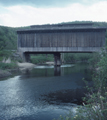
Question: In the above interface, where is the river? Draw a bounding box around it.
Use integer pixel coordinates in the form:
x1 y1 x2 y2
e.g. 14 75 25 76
0 63 92 120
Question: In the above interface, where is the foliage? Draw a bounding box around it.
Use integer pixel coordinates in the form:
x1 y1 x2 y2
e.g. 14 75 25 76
31 54 54 64
0 25 30 51
0 26 17 50
0 62 18 70
64 53 92 63
61 21 107 27
31 53 93 64
0 50 12 57
88 53 100 69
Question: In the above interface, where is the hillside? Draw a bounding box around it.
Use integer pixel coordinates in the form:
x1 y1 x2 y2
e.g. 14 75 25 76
0 26 17 50
0 26 30 50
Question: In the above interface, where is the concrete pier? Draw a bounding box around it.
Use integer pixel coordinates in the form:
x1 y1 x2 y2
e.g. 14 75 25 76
23 52 31 62
54 53 61 66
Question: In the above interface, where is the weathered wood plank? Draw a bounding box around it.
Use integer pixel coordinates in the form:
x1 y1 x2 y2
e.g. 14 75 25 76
18 28 106 52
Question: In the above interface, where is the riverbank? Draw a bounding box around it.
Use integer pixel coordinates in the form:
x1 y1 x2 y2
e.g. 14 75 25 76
0 61 90 79
0 69 12 79
0 62 37 79
17 62 36 72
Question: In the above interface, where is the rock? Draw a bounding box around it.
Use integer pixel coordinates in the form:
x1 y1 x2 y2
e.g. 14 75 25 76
45 62 54 65
0 70 12 78
17 62 36 73
5 58 11 63
2 57 11 63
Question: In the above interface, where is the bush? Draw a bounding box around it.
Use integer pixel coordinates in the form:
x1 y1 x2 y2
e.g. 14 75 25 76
31 53 93 64
31 54 54 64
0 62 17 70
64 53 92 63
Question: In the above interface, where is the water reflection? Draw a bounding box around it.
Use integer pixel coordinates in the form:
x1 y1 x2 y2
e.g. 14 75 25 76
21 63 92 80
41 88 86 105
54 66 61 76
21 64 75 78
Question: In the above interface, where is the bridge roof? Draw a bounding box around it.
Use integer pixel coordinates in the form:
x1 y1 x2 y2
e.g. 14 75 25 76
30 23 93 28
17 23 107 33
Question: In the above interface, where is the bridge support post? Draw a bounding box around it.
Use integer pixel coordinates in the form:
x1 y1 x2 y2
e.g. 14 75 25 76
54 53 61 66
23 52 31 62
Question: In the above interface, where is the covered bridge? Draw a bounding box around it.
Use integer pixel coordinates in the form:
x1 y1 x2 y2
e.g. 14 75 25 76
17 23 106 66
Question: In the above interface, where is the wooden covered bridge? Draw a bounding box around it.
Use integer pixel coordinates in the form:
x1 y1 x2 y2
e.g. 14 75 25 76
17 23 106 66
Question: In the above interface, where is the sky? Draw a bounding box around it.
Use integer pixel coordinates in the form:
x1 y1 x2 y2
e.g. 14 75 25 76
0 0 107 27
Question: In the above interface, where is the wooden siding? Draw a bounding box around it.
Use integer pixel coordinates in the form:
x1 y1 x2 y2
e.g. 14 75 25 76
18 30 105 48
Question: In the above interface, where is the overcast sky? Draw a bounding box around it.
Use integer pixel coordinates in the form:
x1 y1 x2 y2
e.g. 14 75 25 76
0 0 107 27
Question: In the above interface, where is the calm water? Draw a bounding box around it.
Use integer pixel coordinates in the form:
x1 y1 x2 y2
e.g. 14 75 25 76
0 63 92 120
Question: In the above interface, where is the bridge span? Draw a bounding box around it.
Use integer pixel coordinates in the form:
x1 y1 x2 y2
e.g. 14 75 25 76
17 23 106 66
